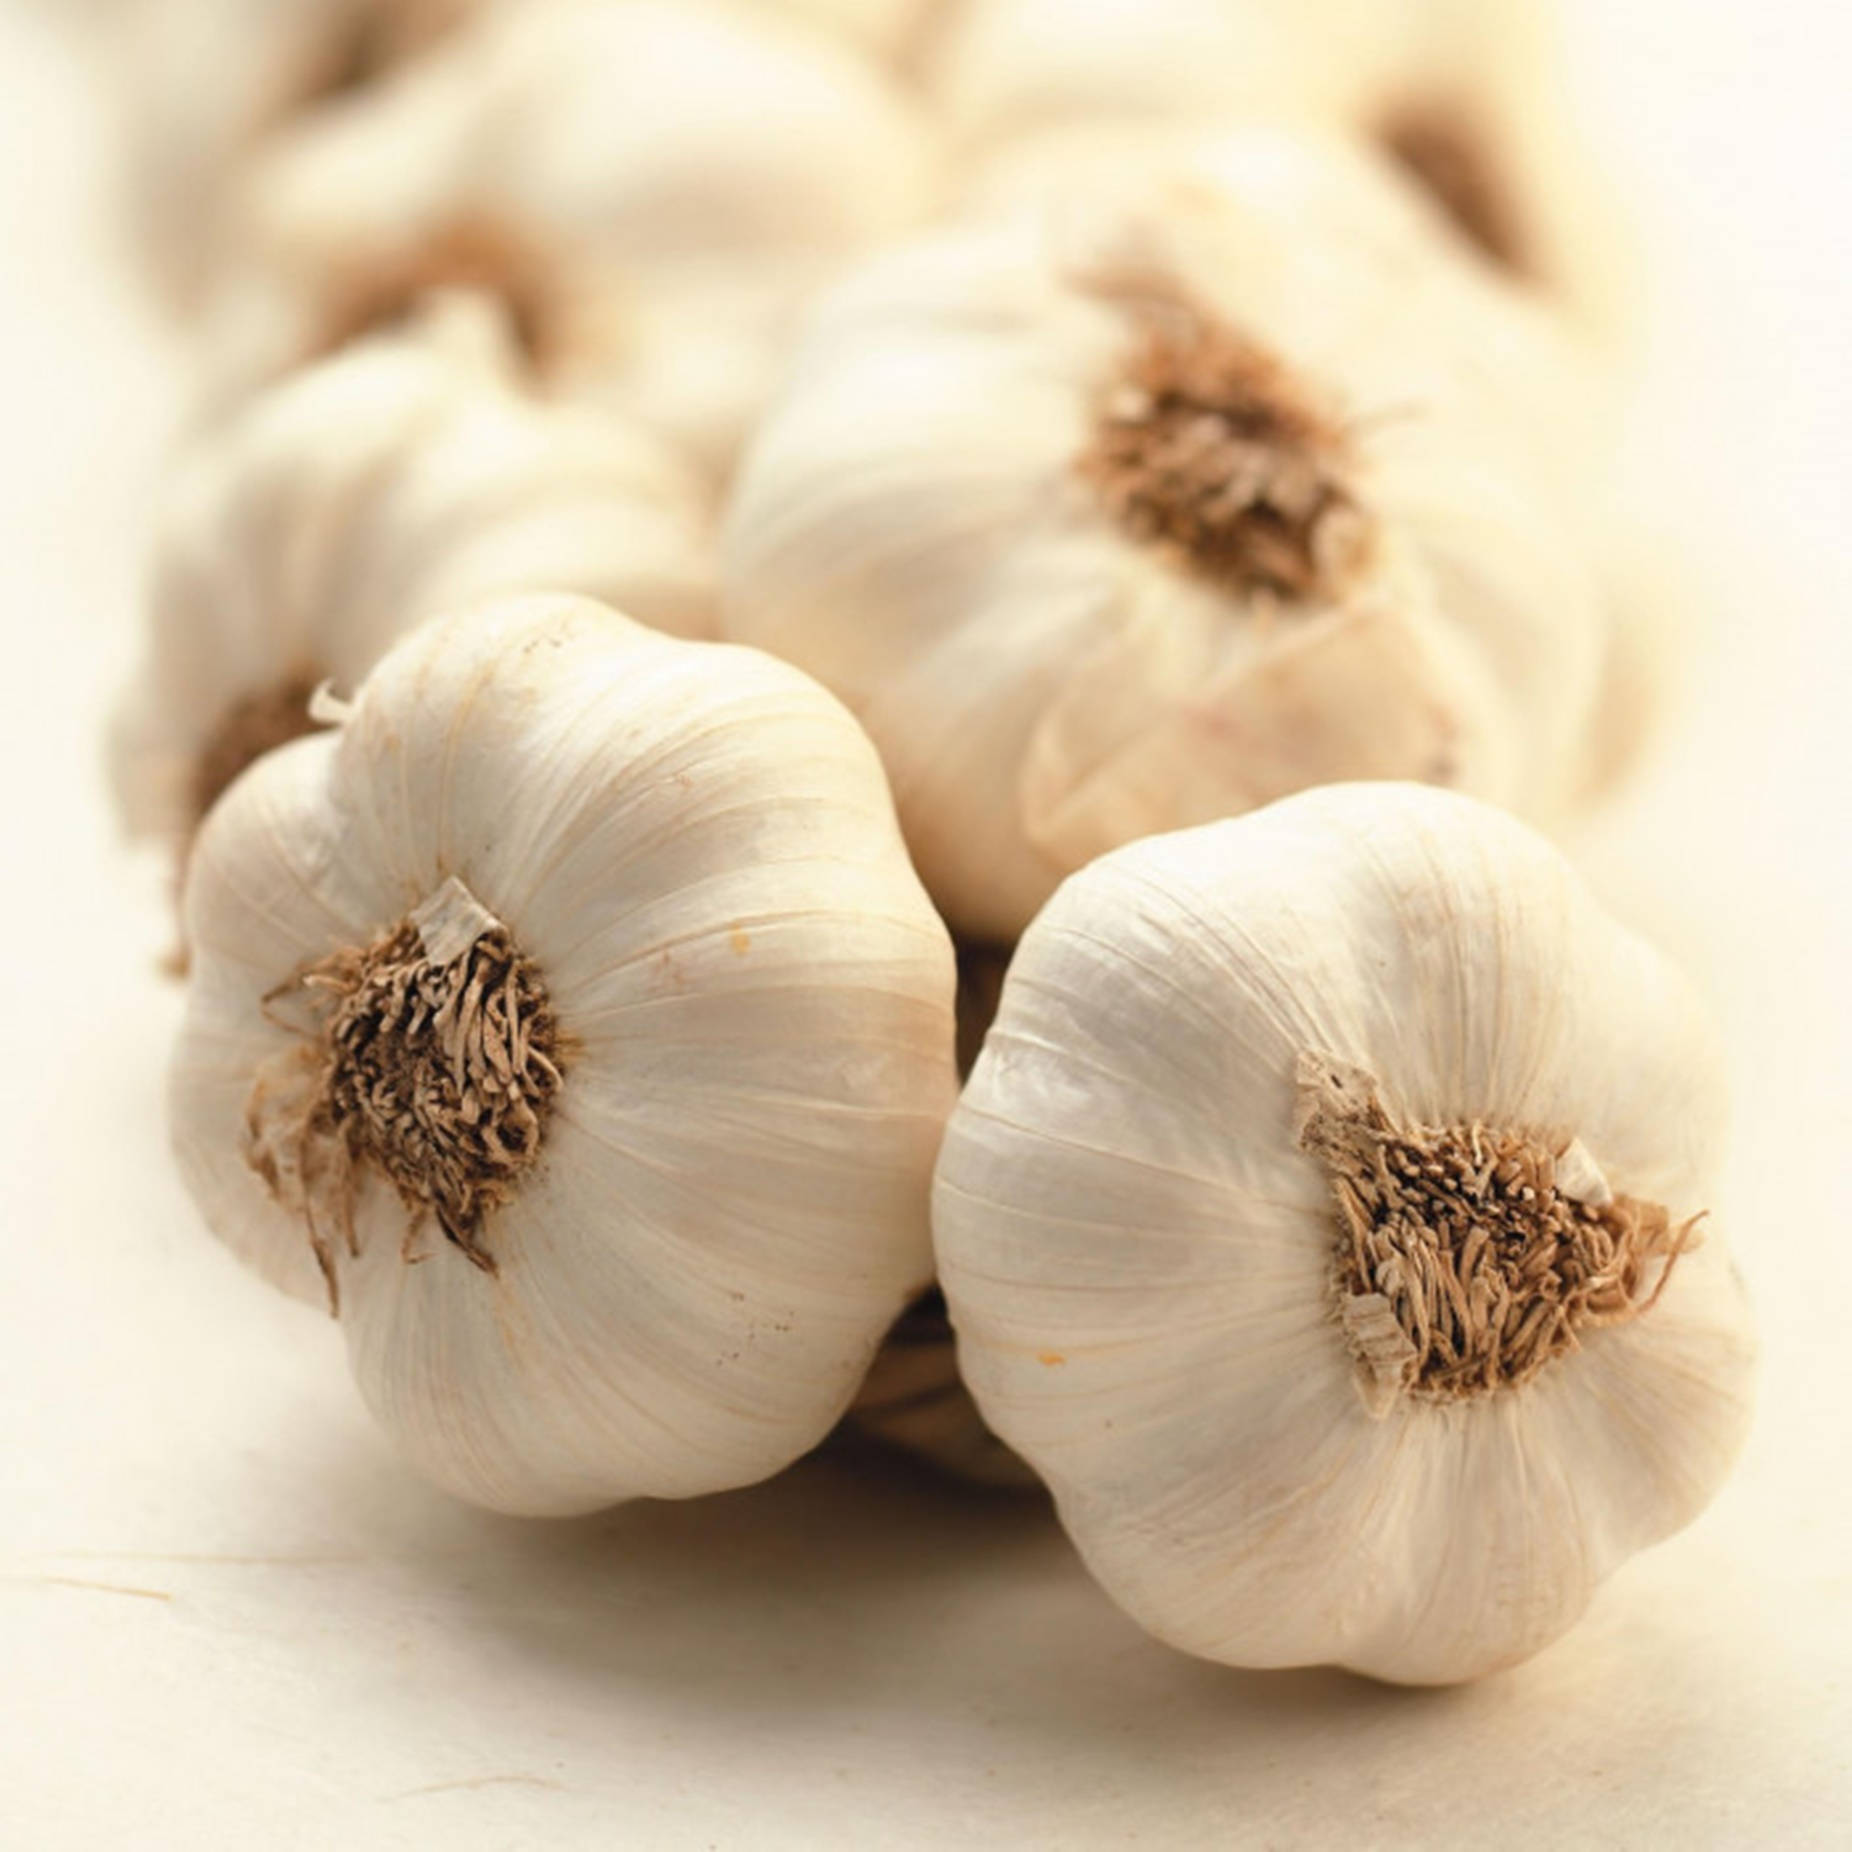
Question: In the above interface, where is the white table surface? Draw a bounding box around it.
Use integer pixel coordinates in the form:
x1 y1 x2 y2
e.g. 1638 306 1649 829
3 3 1849 1845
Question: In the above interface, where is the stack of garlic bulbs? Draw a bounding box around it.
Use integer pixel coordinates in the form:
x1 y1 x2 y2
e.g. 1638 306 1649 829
199 0 940 477
88 0 1755 1687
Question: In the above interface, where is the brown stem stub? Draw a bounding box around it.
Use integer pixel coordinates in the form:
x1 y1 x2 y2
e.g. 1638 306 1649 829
1082 305 1372 602
1377 98 1530 278
1295 1053 1698 1416
243 879 566 1310
191 673 329 831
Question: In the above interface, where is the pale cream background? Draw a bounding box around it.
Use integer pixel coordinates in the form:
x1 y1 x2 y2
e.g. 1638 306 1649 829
2 2 1847 1845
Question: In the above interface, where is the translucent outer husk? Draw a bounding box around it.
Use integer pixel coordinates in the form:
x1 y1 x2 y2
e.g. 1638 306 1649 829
933 783 1756 1684
169 595 958 1515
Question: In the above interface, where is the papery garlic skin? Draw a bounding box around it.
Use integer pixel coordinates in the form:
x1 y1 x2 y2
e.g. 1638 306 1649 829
170 594 957 1515
934 784 1756 1684
115 0 482 307
724 130 1606 941
206 0 939 477
930 0 1631 338
110 297 714 847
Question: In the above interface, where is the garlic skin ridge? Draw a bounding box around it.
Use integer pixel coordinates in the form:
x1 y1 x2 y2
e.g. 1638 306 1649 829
169 594 958 1516
110 297 715 850
205 0 941 479
933 783 1756 1684
724 128 1608 942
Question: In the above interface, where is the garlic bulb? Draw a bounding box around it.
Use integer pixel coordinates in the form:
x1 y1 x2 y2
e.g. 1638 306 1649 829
206 0 938 477
170 594 957 1515
111 296 714 850
725 129 1607 941
748 0 948 72
929 0 1631 335
115 0 482 307
934 783 1756 1684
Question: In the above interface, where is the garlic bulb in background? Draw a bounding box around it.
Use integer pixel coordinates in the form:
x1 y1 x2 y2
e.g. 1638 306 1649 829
726 129 1608 941
111 295 714 851
935 783 1756 1684
929 0 1632 339
206 0 938 478
170 594 957 1515
749 0 948 73
114 0 482 307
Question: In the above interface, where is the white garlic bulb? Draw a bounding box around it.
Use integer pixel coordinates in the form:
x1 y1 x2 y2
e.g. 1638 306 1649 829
207 0 939 477
934 783 1756 1684
110 295 714 849
724 129 1607 941
170 594 957 1515
114 0 482 307
929 0 1632 336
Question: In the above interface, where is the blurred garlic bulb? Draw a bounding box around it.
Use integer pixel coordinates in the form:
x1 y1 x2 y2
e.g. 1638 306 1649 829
111 295 714 850
930 0 1631 337
170 594 957 1514
748 0 948 72
935 782 1756 1684
725 129 1607 940
207 0 938 477
115 0 481 307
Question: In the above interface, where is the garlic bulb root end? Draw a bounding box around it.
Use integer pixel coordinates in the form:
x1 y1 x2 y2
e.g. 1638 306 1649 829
1295 1051 1702 1414
243 876 567 1309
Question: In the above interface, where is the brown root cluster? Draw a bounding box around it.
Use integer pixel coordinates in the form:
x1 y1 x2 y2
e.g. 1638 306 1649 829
1377 99 1530 277
244 906 566 1309
191 674 329 831
1295 1055 1697 1412
1082 307 1372 603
